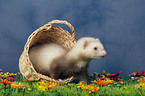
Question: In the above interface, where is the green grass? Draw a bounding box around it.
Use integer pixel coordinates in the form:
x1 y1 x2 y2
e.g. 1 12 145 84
0 72 145 96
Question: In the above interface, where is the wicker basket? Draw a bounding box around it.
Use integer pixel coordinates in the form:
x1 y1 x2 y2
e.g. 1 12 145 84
19 20 77 84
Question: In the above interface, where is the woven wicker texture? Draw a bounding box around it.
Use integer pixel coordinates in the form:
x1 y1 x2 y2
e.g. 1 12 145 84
19 20 77 84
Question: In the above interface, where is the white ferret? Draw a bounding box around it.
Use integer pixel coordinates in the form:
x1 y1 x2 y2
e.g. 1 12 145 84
29 37 107 84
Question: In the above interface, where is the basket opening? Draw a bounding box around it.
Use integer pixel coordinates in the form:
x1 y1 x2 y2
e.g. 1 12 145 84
29 26 76 52
19 20 77 83
53 24 73 35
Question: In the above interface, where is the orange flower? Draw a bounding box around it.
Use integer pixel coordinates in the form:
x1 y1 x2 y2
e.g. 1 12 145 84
137 78 145 83
0 79 12 85
22 79 31 82
44 82 59 89
37 81 59 91
87 84 99 93
92 79 113 86
77 82 99 93
11 82 25 89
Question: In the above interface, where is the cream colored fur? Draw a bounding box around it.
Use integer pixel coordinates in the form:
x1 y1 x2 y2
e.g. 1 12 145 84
29 43 66 74
66 37 107 68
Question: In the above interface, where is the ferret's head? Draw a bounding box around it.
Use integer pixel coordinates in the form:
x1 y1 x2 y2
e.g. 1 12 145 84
75 37 107 59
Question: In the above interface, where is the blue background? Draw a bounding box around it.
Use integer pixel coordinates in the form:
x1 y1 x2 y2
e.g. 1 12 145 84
0 0 145 76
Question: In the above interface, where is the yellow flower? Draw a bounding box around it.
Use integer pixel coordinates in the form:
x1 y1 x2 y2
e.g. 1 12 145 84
0 74 3 77
117 84 121 87
9 73 17 77
124 87 127 89
90 75 93 77
102 70 105 74
11 82 24 89
133 72 136 76
120 81 124 84
108 85 111 87
106 73 110 76
114 82 117 85
38 81 48 85
80 85 88 91
102 75 105 78
28 88 32 91
37 81 60 91
77 82 99 93
76 81 84 88
3 73 9 78
11 83 17 88
141 83 145 89
135 84 141 89
105 78 114 83
37 85 46 91
2 72 17 78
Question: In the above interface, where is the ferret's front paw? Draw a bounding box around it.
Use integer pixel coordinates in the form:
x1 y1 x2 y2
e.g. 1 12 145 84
58 79 64 84
58 79 63 82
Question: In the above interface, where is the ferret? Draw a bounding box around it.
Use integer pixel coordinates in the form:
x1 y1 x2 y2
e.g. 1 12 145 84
29 37 107 84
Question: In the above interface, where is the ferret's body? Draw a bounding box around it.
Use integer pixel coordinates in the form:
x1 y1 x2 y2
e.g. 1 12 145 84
29 37 107 84
29 43 67 76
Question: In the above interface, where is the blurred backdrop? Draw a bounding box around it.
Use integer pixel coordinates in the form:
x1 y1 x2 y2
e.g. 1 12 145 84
0 0 145 76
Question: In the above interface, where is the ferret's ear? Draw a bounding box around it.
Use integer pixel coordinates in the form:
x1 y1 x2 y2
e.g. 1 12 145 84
96 38 100 41
83 41 88 49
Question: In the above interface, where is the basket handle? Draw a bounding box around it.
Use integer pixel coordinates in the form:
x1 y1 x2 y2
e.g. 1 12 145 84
46 20 76 41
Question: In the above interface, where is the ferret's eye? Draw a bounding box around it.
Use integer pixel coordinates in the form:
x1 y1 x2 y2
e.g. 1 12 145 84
94 47 97 50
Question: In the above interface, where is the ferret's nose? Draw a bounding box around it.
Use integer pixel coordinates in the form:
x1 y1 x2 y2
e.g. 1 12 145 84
103 51 107 56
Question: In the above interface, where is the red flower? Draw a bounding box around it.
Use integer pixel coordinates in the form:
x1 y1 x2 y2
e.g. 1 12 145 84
6 77 17 81
139 71 145 77
110 73 116 77
132 71 140 76
110 78 124 81
0 77 4 80
94 71 124 81
0 79 12 86
110 71 122 77
116 78 124 81
0 69 2 71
